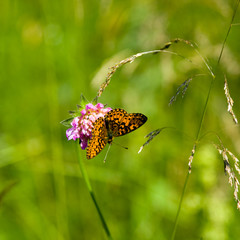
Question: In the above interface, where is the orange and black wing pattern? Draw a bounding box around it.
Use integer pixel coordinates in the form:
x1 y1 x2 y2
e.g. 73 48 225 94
105 109 147 137
86 117 108 159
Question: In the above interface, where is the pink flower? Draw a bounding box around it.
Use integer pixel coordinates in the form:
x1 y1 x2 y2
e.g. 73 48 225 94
66 103 112 149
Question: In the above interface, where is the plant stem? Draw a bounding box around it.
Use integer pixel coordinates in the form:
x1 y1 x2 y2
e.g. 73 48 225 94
171 75 214 240
76 143 113 240
171 171 190 240
217 0 240 65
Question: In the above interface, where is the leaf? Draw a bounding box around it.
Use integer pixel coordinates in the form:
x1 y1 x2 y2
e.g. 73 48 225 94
79 94 89 107
60 117 74 127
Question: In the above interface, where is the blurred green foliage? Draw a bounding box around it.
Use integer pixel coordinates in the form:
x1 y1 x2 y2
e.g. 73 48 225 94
1 0 240 239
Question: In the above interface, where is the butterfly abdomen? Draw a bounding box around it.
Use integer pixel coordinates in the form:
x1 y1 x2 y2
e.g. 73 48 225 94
105 118 114 143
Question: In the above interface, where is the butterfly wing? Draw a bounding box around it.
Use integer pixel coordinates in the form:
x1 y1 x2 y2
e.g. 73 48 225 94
116 112 147 137
86 117 108 159
105 109 147 137
104 109 127 136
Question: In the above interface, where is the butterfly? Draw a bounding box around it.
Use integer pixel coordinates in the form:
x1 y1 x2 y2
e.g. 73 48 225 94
86 109 147 159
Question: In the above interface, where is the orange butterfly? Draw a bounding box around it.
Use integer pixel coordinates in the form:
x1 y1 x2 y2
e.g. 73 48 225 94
86 109 147 159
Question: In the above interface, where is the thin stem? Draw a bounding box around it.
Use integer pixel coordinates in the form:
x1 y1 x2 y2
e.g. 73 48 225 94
196 77 215 141
76 143 113 240
218 0 240 65
171 171 190 240
171 71 214 240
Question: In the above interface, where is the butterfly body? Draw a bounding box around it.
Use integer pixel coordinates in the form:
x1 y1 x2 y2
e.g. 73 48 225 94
105 119 114 143
86 108 147 159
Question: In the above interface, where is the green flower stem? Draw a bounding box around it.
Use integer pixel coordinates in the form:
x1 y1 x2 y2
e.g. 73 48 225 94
76 143 113 240
171 171 190 240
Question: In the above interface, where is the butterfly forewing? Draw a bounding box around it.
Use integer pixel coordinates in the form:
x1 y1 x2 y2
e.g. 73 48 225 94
86 117 108 159
105 109 147 137
119 113 147 137
114 112 147 137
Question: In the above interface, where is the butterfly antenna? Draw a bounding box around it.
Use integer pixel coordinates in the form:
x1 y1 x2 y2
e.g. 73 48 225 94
103 144 112 163
112 141 128 150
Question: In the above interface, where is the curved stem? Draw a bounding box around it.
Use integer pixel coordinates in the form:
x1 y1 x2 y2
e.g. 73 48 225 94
76 143 113 240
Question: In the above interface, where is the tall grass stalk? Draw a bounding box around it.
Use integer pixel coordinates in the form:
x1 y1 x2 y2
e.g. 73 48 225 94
171 171 190 240
171 1 240 239
76 143 113 240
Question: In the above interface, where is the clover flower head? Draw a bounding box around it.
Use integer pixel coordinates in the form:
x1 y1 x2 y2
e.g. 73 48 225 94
66 103 112 149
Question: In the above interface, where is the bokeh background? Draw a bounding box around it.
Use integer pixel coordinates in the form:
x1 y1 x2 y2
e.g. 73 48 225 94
1 0 240 239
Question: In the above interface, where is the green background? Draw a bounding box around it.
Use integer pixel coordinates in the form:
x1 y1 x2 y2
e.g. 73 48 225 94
1 0 240 239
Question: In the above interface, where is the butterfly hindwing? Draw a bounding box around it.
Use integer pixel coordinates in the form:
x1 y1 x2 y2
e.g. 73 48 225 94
86 117 108 159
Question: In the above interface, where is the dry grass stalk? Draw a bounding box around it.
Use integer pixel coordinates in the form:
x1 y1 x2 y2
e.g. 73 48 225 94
215 144 240 210
169 78 193 106
93 38 213 102
169 74 208 106
227 150 240 175
224 76 238 124
188 144 196 173
138 128 164 154
94 49 165 100
234 176 239 202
